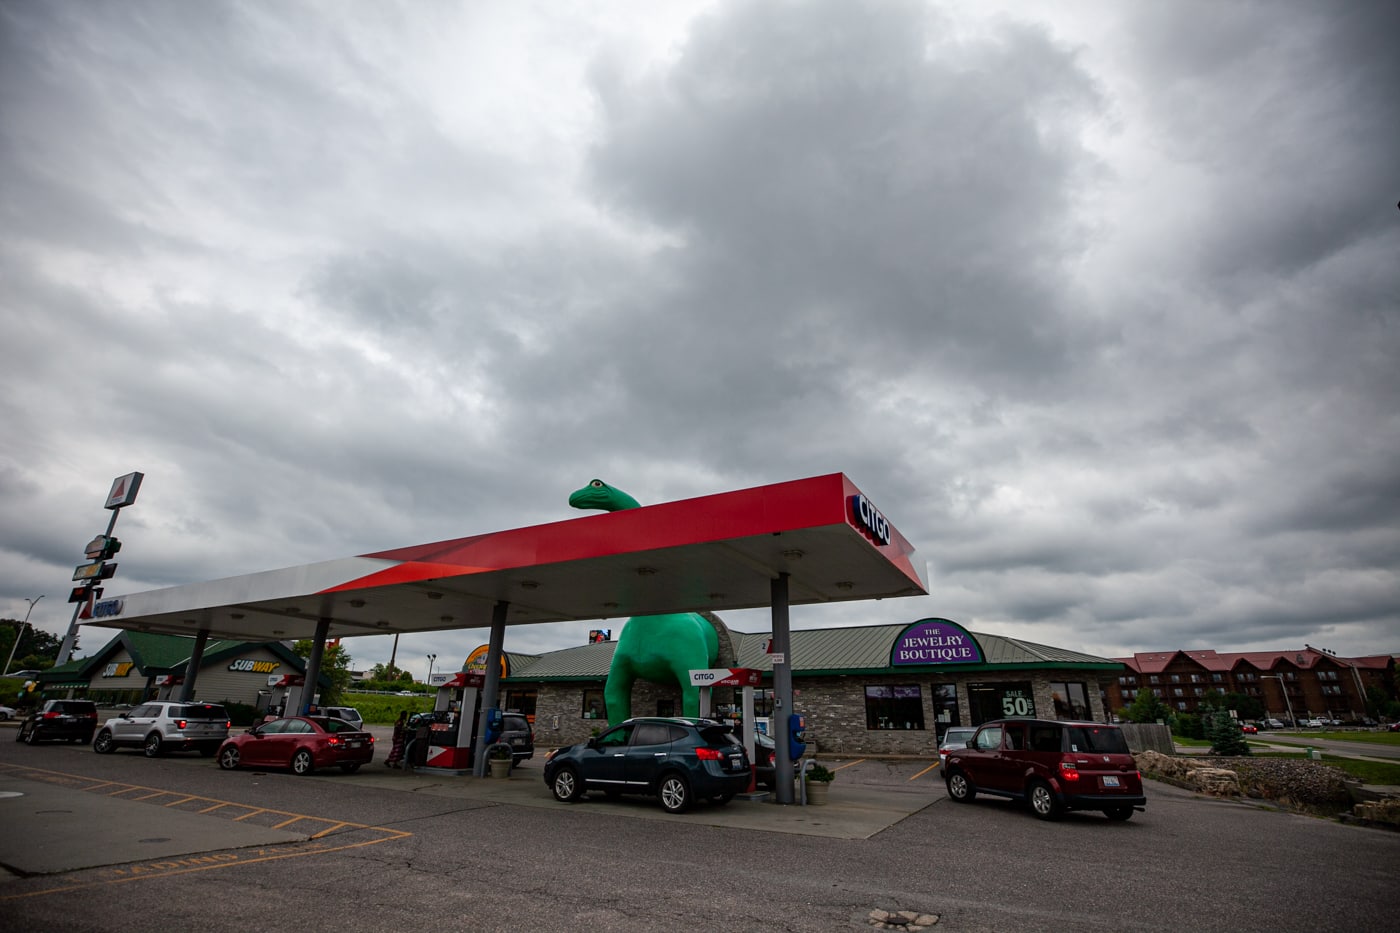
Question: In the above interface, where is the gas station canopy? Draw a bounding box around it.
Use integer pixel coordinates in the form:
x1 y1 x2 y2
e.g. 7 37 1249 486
91 473 927 643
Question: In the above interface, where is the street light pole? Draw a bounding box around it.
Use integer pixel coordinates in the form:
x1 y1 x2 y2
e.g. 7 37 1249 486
1267 673 1297 727
426 653 437 685
3 595 45 676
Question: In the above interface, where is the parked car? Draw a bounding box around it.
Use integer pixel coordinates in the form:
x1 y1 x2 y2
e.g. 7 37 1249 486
318 706 364 730
1389 722 1400 733
938 726 979 766
1240 723 1258 734
943 718 1146 821
543 717 752 813
217 715 376 775
1263 719 1285 729
0 705 17 721
93 702 230 757
15 700 99 745
497 712 534 764
1305 719 1327 728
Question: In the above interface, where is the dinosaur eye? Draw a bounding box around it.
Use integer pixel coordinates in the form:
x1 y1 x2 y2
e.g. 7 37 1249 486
591 480 604 488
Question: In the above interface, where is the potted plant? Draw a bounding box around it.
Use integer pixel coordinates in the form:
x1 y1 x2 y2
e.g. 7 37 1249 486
804 763 834 805
488 745 512 779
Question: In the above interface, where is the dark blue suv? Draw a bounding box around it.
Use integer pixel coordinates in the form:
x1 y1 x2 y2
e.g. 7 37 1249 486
543 717 751 813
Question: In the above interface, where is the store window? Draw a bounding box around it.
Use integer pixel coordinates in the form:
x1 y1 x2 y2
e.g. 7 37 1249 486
864 685 925 730
930 683 960 738
1048 682 1090 720
581 689 606 721
967 682 1035 725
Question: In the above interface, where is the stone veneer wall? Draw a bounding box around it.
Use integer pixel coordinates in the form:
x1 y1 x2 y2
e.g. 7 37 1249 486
528 672 1114 756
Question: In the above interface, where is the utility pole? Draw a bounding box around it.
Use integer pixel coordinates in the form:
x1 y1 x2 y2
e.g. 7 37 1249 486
3 595 44 676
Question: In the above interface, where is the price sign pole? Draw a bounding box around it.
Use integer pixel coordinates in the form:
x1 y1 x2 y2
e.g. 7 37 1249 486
55 472 143 666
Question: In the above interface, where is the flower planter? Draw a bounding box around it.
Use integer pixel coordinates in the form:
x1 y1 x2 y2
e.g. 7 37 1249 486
805 780 830 805
489 758 512 779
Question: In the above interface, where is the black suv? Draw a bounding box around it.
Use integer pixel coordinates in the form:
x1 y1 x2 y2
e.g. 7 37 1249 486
498 712 534 764
543 717 752 813
15 700 99 745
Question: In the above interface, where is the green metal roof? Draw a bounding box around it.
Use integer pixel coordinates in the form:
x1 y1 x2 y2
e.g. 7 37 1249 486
507 622 1123 682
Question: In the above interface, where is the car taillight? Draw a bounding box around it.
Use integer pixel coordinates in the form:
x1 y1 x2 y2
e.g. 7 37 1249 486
327 736 341 746
1059 760 1081 782
42 712 61 719
224 720 231 729
176 720 188 729
696 747 724 761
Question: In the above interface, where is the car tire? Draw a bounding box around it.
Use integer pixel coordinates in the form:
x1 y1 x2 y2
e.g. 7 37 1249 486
218 746 240 770
339 763 361 774
658 773 691 814
1105 806 1134 822
946 769 976 802
93 730 116 754
1028 780 1065 821
144 733 164 757
14 727 24 742
291 749 314 775
24 728 39 745
551 766 584 802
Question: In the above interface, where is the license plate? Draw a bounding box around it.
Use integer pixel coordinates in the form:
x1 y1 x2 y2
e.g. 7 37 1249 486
511 738 524 746
348 740 363 748
1103 776 1120 787
729 756 742 769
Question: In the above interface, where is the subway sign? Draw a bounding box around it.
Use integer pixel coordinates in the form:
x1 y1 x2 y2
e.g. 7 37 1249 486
228 659 279 674
849 494 892 546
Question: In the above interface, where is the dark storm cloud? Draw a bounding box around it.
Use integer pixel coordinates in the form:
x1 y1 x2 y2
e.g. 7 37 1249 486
0 1 1395 666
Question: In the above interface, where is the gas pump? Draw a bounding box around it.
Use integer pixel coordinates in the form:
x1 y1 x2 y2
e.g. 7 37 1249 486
265 674 305 720
153 674 184 702
689 668 764 794
419 670 486 771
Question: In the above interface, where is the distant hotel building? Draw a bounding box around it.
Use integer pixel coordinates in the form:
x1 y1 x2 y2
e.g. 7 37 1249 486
1106 646 1394 723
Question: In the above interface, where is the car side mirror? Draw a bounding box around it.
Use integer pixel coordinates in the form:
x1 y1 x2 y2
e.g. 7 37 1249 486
119 712 130 720
966 739 976 749
586 737 598 749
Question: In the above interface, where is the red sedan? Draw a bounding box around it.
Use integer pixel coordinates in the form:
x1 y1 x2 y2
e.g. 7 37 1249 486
218 716 375 775
1240 724 1258 734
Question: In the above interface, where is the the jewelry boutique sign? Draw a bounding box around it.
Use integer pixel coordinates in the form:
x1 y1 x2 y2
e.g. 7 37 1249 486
890 618 984 666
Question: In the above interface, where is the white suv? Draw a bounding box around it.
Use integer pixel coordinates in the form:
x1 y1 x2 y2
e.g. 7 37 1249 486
320 706 364 730
93 702 231 757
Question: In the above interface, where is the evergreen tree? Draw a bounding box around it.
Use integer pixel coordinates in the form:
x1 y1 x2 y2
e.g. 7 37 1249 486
1206 708 1251 756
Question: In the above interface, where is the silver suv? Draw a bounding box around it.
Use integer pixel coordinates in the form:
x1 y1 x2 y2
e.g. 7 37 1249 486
93 702 231 757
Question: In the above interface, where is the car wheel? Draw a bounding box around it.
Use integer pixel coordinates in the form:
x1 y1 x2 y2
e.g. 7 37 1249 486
24 728 39 745
143 733 164 757
946 769 976 802
658 773 691 814
551 766 583 802
1105 806 1134 822
93 730 116 754
1028 780 1065 821
291 749 314 775
14 727 24 742
339 763 361 774
218 746 240 770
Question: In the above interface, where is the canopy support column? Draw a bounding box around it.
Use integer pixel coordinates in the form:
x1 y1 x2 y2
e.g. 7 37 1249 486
178 629 210 701
771 572 795 804
473 599 510 776
299 618 330 715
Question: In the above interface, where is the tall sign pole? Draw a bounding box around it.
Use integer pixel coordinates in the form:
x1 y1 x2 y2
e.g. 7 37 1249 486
55 472 143 666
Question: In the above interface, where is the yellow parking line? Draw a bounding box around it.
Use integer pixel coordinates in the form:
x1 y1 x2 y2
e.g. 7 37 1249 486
910 761 940 781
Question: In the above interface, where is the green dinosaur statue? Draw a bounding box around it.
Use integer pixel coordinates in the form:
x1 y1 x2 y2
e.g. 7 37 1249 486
569 479 719 724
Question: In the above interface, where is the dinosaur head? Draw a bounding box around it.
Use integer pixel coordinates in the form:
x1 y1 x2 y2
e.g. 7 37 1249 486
569 479 641 512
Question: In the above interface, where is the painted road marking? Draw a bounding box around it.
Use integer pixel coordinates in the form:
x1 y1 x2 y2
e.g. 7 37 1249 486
0 762 411 901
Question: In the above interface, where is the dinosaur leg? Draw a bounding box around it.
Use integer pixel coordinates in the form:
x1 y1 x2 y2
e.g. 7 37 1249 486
604 662 634 726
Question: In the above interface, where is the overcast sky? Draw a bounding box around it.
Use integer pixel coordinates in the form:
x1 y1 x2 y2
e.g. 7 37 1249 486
2 0 1396 681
